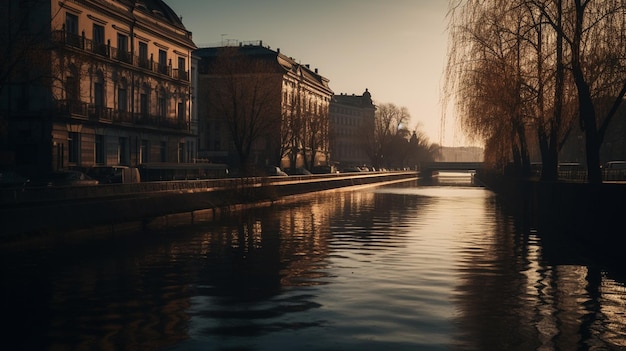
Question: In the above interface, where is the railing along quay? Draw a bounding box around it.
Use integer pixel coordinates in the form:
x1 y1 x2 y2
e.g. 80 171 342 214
0 171 418 207
0 172 418 239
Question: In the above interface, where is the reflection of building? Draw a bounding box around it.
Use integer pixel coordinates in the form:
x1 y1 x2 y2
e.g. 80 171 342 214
1 0 197 175
329 90 376 168
194 42 333 169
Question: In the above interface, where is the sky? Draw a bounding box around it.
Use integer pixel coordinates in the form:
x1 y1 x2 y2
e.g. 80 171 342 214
166 0 467 147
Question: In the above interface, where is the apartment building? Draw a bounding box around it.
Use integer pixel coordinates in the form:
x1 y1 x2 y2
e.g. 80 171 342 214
329 89 376 168
0 0 197 176
195 42 334 172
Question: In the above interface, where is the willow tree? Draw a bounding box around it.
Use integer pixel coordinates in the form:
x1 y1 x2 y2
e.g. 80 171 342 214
535 0 626 183
445 0 535 173
447 0 626 183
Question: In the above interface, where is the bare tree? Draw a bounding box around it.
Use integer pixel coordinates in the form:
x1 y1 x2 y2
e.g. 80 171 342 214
300 105 329 170
282 85 330 171
0 1 61 149
203 47 282 174
363 103 410 169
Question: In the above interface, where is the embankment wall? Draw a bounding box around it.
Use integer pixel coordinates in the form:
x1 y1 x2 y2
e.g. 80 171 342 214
1 172 417 239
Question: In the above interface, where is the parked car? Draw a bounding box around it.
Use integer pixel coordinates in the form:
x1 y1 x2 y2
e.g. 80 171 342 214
31 170 99 187
0 169 30 189
340 166 362 173
603 161 626 180
311 165 337 174
285 167 312 176
266 166 288 177
86 166 138 184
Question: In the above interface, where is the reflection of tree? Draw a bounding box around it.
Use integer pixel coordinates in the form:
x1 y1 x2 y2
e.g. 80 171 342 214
452 198 623 351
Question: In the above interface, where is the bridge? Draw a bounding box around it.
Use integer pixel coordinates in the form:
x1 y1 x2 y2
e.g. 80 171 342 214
419 162 484 178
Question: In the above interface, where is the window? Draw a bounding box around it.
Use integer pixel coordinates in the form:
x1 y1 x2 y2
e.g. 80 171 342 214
160 141 167 162
117 33 129 62
66 76 78 102
140 140 149 164
68 132 80 163
95 134 105 164
178 101 185 122
178 142 185 163
118 137 128 165
158 49 168 74
93 24 105 55
138 42 149 68
118 87 127 112
65 13 79 47
65 13 78 35
94 81 104 108
158 95 166 118
177 57 186 79
140 92 148 117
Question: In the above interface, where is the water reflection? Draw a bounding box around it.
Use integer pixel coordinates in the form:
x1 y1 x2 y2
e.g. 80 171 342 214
1 177 625 350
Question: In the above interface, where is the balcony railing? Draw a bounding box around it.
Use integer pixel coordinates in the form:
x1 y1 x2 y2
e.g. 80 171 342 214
51 30 189 82
54 100 190 132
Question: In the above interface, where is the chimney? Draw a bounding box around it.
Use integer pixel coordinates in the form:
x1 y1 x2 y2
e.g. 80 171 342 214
277 48 280 53
315 68 318 73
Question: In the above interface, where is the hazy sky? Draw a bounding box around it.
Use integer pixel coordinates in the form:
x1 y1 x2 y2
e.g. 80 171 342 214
166 0 464 146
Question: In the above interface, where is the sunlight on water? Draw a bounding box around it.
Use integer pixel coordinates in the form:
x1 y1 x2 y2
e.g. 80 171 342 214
1 180 625 351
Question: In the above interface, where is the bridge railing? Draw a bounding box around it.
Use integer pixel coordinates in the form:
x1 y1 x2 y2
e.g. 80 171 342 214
419 162 484 171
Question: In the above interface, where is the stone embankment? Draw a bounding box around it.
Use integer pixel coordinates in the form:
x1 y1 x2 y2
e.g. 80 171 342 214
0 172 417 239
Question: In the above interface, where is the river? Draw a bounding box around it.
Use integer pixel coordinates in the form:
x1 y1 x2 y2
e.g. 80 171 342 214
1 173 625 350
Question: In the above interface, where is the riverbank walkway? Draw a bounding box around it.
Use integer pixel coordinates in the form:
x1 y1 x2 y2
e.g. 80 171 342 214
1 171 418 239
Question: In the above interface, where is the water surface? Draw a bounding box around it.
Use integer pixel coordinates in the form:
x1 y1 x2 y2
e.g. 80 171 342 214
1 176 624 350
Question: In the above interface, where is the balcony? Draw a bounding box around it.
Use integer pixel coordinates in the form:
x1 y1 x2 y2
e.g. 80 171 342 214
54 100 190 132
51 30 189 82
56 100 89 118
134 113 190 131
88 105 113 121
173 68 189 81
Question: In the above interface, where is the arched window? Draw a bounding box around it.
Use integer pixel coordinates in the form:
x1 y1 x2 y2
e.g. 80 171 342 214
117 77 128 112
140 83 150 118
157 87 167 118
94 70 104 108
66 64 79 102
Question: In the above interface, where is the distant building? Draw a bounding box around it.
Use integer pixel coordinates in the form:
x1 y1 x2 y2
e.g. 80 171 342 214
0 0 197 175
437 146 484 162
195 43 333 171
329 89 376 167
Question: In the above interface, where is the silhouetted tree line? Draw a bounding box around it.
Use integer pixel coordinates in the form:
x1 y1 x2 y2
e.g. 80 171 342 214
363 103 439 170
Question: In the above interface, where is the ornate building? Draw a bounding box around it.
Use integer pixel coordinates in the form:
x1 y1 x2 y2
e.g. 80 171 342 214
195 42 333 172
0 0 197 176
329 89 376 168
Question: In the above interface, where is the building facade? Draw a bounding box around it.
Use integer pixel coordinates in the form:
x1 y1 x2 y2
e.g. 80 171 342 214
195 43 334 172
0 0 197 176
329 89 376 168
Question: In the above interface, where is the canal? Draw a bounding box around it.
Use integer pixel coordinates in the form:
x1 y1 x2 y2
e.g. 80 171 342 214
1 173 625 350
